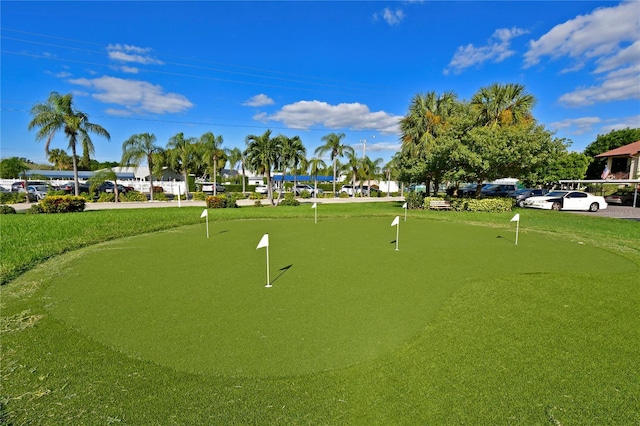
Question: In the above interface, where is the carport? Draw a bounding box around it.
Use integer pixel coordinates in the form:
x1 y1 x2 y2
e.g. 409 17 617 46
559 179 640 208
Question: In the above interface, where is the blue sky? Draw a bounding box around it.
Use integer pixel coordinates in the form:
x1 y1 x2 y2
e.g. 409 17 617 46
1 1 639 167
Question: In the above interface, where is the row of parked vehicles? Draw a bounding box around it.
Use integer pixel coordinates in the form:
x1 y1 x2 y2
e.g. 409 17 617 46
1 181 135 201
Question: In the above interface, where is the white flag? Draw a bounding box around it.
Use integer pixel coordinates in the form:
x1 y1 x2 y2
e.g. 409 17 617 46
402 202 407 209
311 203 317 209
257 233 269 249
391 216 400 226
200 209 208 218
510 213 520 222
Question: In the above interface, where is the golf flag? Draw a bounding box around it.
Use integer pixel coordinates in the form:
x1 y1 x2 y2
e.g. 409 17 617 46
200 209 209 238
402 202 407 209
311 202 317 209
510 213 520 245
257 233 269 249
391 216 400 251
402 202 408 221
312 202 317 223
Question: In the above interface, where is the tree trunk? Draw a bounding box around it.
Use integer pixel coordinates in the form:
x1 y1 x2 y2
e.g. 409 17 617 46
71 144 80 197
213 157 218 196
241 163 246 194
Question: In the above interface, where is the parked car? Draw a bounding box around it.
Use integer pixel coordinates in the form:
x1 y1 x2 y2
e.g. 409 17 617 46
291 184 323 197
27 185 49 201
199 182 226 193
0 185 9 193
357 185 380 196
481 184 518 197
255 184 276 195
98 181 128 194
458 183 491 197
512 188 549 207
339 185 356 196
523 190 607 212
11 181 25 192
605 190 638 206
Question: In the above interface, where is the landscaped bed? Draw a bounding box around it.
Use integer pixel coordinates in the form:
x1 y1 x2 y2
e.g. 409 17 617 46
1 203 639 424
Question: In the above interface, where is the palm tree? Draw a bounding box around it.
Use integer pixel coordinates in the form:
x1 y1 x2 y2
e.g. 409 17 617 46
48 148 72 171
314 132 353 196
121 133 163 201
245 130 282 204
28 92 111 195
226 147 243 185
308 156 326 194
362 156 383 197
167 132 197 198
89 168 120 202
278 135 306 190
383 156 400 196
470 83 536 128
199 132 225 195
345 151 360 198
400 91 457 156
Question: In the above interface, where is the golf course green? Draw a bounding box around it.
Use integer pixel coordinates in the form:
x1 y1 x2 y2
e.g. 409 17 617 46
44 217 635 377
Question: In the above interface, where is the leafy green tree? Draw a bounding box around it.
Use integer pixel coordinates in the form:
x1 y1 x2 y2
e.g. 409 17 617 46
583 128 640 179
199 132 225 195
315 132 353 195
28 92 110 195
48 148 72 170
167 132 197 198
534 151 592 185
0 157 29 179
121 133 163 201
245 130 282 204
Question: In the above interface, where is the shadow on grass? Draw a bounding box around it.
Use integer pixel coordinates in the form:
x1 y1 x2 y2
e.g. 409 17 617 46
496 235 515 244
269 264 293 285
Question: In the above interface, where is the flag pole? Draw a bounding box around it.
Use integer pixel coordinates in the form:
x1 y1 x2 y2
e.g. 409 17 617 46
206 214 209 238
265 245 271 287
177 186 181 208
515 220 519 245
396 221 399 251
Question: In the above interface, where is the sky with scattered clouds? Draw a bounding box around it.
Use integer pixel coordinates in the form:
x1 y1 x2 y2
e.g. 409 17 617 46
1 1 639 166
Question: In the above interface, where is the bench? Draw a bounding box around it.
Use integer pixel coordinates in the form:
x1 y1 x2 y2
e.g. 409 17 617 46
429 200 451 210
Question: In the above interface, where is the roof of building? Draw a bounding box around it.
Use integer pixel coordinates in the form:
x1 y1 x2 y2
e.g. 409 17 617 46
595 141 640 157
271 175 333 182
25 169 136 179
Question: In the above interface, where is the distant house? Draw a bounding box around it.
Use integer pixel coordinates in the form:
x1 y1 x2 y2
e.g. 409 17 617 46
595 140 640 179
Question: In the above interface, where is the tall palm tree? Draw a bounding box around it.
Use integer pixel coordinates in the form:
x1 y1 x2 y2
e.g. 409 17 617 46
383 155 400 196
470 83 536 127
167 132 197 198
362 156 383 197
226 147 243 185
345 151 360 198
121 133 163 201
48 148 72 171
28 92 111 195
245 130 282 205
307 156 326 194
199 132 225 195
279 135 306 189
400 91 457 156
314 132 353 196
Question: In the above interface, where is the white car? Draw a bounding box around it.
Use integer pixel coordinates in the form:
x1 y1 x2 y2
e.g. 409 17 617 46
291 184 323 197
523 190 607 212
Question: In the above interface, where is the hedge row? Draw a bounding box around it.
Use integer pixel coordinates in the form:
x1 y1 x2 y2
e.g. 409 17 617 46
40 196 86 213
407 195 514 212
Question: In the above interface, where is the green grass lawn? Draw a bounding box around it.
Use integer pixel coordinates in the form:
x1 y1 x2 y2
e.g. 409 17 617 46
1 203 639 424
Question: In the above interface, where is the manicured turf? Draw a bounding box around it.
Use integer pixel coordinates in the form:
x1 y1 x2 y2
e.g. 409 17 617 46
2 204 639 424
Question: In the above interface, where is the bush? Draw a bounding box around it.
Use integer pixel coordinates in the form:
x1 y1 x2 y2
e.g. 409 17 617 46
119 191 148 202
300 190 311 199
405 192 424 209
153 192 168 201
0 192 27 204
278 192 300 206
27 204 44 214
449 198 513 212
225 184 245 193
206 195 226 209
0 205 16 214
339 192 349 198
254 200 263 207
192 191 207 201
47 189 68 196
224 194 239 208
96 193 115 203
249 192 262 200
40 195 86 213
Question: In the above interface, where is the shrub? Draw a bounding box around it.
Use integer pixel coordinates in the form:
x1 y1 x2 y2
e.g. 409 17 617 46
27 204 44 214
206 195 226 209
450 198 513 212
254 200 263 207
339 192 349 198
192 191 207 201
225 194 239 208
0 192 27 204
96 193 115 203
0 205 16 214
300 190 311 199
40 195 86 213
278 192 300 206
225 184 245 192
153 192 168 201
119 191 148 202
249 192 262 200
405 192 424 209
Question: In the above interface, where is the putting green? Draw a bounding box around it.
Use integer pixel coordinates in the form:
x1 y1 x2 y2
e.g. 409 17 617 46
44 217 635 377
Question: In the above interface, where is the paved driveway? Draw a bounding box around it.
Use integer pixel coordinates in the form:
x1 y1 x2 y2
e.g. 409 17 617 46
568 205 640 221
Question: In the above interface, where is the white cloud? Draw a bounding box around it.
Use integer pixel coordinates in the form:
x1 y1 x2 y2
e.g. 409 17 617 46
600 115 640 134
524 2 639 68
68 76 193 114
258 100 401 134
106 43 164 65
373 7 405 26
558 63 640 106
445 27 529 74
364 141 402 153
243 94 275 107
550 117 602 135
